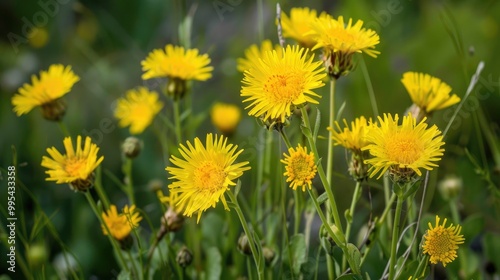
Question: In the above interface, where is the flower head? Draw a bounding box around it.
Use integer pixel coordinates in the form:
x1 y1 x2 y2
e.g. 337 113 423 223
422 215 465 267
166 134 250 223
114 87 163 134
41 136 104 191
12 64 79 120
102 204 142 241
309 15 380 78
328 116 372 152
141 44 213 81
310 15 380 57
210 103 242 135
402 72 460 114
281 7 323 48
281 144 317 191
362 114 445 180
237 40 283 72
157 190 185 232
241 45 326 123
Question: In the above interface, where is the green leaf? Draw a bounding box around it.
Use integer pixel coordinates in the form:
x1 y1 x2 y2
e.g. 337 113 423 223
300 124 313 139
117 270 131 280
461 214 484 245
284 234 308 276
317 192 329 205
345 243 362 275
206 247 222 280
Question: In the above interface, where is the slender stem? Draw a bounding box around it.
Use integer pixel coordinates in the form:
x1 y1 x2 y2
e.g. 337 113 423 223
173 99 182 144
256 0 264 41
326 78 336 187
58 121 71 137
84 192 129 272
388 194 404 280
278 128 292 149
126 249 139 278
227 190 264 279
124 158 135 205
300 106 344 233
93 167 110 209
342 181 362 270
412 254 429 279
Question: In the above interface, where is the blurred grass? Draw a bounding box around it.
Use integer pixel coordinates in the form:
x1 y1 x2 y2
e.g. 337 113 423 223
1 0 500 278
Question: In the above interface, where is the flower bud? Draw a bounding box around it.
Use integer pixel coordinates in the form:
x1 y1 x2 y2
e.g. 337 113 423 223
237 234 252 256
122 136 142 158
176 246 193 268
161 207 185 232
28 243 48 267
438 175 462 201
262 246 276 266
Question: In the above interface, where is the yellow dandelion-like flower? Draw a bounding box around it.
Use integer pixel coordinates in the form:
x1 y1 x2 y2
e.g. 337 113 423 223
402 72 460 113
166 133 251 223
114 87 164 134
362 114 445 179
281 7 324 48
41 136 104 191
422 215 465 267
241 45 326 123
237 39 283 72
210 103 242 135
12 64 80 118
281 144 317 191
141 44 213 81
158 189 184 213
310 15 380 57
328 116 372 152
102 204 143 241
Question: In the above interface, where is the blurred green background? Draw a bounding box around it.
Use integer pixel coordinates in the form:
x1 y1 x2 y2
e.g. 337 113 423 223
1 0 500 278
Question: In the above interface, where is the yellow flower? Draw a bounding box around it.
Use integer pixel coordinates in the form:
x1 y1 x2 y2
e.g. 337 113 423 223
114 87 164 134
210 103 242 134
281 7 323 48
241 45 326 123
309 15 380 77
12 64 80 118
310 15 380 57
328 116 372 152
401 72 460 113
101 204 142 241
422 215 465 267
158 189 184 213
166 133 251 223
362 114 445 180
237 39 283 72
141 44 213 81
28 27 49 48
41 136 104 191
281 144 317 191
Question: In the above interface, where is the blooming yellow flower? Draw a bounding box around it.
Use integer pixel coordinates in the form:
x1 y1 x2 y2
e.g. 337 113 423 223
401 72 460 113
328 116 372 152
422 215 465 267
158 189 184 213
102 204 143 241
237 39 283 72
210 103 242 134
141 44 213 81
362 114 445 179
281 144 317 191
166 133 250 222
12 64 80 117
281 7 324 48
241 45 326 123
114 87 164 134
310 15 380 57
41 136 104 191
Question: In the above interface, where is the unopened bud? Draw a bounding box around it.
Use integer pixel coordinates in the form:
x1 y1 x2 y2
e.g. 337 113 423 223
176 246 193 268
122 137 142 158
28 243 48 267
438 175 462 201
262 247 276 266
237 234 252 256
161 207 184 232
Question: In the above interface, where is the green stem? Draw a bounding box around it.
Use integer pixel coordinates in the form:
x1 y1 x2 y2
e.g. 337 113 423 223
326 78 336 187
342 181 362 270
412 254 429 279
84 192 129 273
388 194 404 280
93 167 110 209
300 106 344 233
173 99 182 144
124 158 135 205
58 121 71 137
227 190 264 279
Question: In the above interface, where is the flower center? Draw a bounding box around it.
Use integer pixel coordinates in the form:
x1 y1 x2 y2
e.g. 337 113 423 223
290 155 313 181
385 132 423 164
427 228 454 256
193 160 227 191
328 27 357 49
64 157 87 178
264 72 304 104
